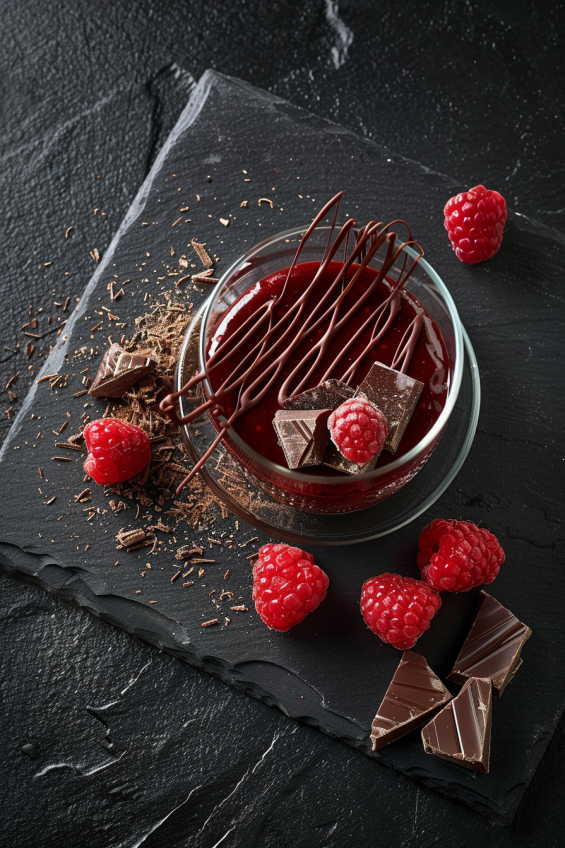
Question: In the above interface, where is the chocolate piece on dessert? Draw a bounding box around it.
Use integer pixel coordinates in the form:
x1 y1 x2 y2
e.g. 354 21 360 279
357 362 424 453
89 344 152 398
273 409 331 469
421 677 492 773
447 591 532 697
370 651 452 751
282 378 354 412
323 392 386 475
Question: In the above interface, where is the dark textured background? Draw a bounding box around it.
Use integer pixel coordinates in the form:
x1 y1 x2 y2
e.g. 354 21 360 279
1 1 564 845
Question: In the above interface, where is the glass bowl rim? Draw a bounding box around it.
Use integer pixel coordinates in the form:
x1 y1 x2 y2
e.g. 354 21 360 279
196 225 464 485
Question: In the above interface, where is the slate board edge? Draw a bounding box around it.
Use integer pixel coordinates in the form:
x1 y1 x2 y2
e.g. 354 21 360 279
0 70 560 825
1 66 561 467
0 539 544 824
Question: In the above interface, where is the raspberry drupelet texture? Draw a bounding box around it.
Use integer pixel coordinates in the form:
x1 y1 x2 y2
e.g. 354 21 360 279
360 573 441 650
417 519 505 592
444 184 507 264
328 396 388 465
252 543 329 631
83 418 151 485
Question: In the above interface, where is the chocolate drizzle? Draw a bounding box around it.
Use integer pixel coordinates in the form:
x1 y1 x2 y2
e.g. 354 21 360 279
160 193 425 492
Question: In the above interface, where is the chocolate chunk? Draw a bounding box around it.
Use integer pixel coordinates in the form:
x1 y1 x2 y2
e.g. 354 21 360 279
282 378 354 411
273 409 331 469
421 677 492 773
89 344 152 398
323 392 386 475
448 591 531 697
370 651 452 751
357 362 423 453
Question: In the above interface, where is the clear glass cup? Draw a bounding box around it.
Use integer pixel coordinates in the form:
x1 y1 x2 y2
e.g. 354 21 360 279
192 226 463 515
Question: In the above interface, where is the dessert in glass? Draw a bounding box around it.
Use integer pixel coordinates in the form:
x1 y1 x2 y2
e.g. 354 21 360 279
161 193 463 515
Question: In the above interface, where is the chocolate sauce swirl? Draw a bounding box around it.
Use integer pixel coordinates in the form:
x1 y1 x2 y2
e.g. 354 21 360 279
160 193 425 491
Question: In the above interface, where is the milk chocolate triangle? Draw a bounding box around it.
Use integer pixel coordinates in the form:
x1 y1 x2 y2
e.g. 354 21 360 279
89 343 152 398
447 591 531 697
370 651 452 751
273 408 331 469
421 677 492 773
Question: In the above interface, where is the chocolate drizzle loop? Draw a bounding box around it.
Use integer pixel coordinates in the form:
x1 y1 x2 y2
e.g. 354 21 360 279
160 193 425 493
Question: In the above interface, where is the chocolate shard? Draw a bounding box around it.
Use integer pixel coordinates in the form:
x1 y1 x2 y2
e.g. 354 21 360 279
89 344 152 398
448 591 532 697
370 651 452 751
282 378 354 411
357 361 423 453
421 677 492 773
323 392 386 475
273 409 331 469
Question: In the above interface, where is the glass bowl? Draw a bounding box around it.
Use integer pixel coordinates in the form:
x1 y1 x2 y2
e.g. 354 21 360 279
176 301 479 543
189 227 463 514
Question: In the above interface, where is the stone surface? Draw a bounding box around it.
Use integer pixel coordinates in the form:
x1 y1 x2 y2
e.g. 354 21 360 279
1 3 564 846
1 70 564 825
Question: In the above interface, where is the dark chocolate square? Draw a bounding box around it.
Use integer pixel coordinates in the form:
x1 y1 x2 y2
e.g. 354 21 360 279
357 362 423 453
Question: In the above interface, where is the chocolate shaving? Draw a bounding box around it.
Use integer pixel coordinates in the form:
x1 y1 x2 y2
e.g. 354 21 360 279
190 239 213 268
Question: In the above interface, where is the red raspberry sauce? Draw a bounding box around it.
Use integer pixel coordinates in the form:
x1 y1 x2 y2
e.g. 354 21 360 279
207 261 451 472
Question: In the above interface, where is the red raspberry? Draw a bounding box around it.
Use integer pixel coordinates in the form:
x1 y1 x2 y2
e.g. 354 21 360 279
328 396 388 464
83 418 151 485
417 519 505 592
252 543 329 631
360 573 441 650
444 184 507 264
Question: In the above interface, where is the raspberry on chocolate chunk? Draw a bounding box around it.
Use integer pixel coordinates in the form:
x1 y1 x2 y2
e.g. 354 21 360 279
327 395 388 466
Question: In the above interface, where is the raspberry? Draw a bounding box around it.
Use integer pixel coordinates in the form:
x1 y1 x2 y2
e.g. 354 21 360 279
444 184 507 264
83 418 151 485
252 543 329 631
360 573 441 650
417 519 505 592
328 396 388 464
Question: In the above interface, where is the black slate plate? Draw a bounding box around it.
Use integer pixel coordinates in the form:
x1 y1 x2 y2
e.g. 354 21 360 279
1 71 563 824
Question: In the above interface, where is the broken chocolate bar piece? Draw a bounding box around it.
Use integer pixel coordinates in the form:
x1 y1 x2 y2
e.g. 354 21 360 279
282 378 354 411
448 591 531 697
323 392 386 475
89 344 152 398
370 651 452 751
357 362 423 453
273 409 331 469
421 677 492 773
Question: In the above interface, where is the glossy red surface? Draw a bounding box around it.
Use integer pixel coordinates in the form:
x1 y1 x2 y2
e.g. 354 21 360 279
208 260 451 473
